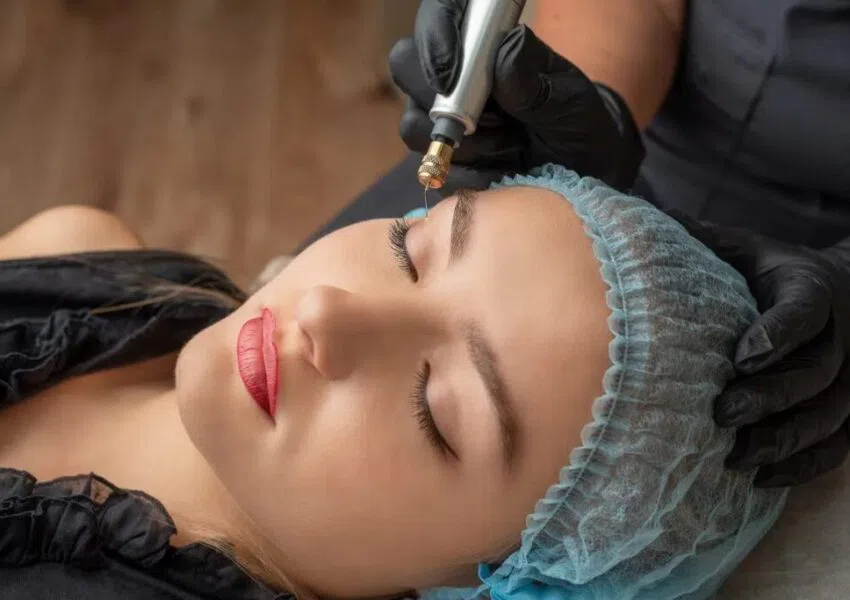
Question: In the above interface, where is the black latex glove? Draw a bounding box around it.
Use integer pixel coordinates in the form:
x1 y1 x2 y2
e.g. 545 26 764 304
388 0 645 192
675 212 850 488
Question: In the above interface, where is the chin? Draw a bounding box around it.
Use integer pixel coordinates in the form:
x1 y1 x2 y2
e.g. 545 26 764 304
174 324 235 457
174 317 273 479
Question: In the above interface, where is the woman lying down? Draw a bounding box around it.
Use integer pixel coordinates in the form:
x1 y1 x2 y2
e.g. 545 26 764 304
0 165 787 600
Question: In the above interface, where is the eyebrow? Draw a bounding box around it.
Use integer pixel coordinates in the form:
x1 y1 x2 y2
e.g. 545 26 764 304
465 320 521 470
449 188 477 264
446 190 521 468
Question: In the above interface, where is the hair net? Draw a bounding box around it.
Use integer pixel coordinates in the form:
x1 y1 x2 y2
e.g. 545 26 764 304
419 165 788 600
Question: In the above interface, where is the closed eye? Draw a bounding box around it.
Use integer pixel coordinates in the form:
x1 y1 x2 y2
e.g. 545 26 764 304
389 218 419 282
412 362 458 461
388 220 456 461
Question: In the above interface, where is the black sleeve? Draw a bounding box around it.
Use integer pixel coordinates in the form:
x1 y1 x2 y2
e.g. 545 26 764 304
0 249 246 405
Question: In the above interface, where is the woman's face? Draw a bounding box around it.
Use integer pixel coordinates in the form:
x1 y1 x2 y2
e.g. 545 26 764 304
175 186 612 597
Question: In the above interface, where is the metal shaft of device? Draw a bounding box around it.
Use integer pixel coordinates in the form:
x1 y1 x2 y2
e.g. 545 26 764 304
417 0 526 189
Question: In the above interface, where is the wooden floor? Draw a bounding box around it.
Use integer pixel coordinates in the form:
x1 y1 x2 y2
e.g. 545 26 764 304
0 0 409 287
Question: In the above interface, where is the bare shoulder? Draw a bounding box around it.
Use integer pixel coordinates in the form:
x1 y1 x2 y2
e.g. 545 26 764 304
0 205 144 260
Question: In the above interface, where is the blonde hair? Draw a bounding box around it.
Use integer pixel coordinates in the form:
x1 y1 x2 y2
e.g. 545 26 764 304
176 513 314 599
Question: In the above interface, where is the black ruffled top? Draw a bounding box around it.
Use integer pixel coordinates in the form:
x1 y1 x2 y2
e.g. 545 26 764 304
0 250 294 600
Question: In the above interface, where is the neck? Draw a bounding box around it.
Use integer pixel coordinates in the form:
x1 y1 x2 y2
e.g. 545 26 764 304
0 356 286 586
106 371 293 590
111 384 258 547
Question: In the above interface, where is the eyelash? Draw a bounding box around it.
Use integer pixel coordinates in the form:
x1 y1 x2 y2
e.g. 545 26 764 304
411 362 458 461
388 220 457 461
389 218 419 282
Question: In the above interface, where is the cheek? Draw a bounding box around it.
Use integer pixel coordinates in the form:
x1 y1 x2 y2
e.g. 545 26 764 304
240 381 511 574
271 222 398 294
266 380 443 525
174 313 276 480
174 324 233 451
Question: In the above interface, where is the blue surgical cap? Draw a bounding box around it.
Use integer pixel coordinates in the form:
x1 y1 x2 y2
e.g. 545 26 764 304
419 165 788 600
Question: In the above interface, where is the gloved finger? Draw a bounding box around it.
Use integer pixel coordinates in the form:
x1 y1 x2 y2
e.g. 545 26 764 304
716 330 843 427
399 96 523 167
451 139 524 169
399 98 436 154
753 420 850 488
490 25 588 125
735 270 834 372
491 25 628 178
413 0 468 94
725 364 850 470
389 37 437 110
451 116 523 168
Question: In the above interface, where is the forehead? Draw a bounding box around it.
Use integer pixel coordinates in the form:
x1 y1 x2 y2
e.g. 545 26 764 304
458 186 612 468
457 186 609 335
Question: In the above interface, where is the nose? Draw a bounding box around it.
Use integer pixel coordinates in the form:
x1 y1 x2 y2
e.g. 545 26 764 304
294 285 409 380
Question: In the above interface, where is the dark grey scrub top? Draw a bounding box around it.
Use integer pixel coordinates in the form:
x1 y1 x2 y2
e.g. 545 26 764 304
636 0 850 247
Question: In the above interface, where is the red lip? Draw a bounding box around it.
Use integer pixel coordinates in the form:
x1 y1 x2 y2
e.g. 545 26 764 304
236 308 279 421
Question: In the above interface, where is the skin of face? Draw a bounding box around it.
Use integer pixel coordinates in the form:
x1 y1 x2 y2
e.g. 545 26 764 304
174 185 612 597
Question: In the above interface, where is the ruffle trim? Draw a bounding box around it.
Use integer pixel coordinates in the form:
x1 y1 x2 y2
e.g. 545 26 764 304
0 468 290 599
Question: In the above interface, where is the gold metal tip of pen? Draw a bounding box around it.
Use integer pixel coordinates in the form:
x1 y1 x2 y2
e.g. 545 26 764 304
417 140 454 190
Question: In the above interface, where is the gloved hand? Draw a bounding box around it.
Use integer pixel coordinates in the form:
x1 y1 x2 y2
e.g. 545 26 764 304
675 213 850 488
388 0 645 191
